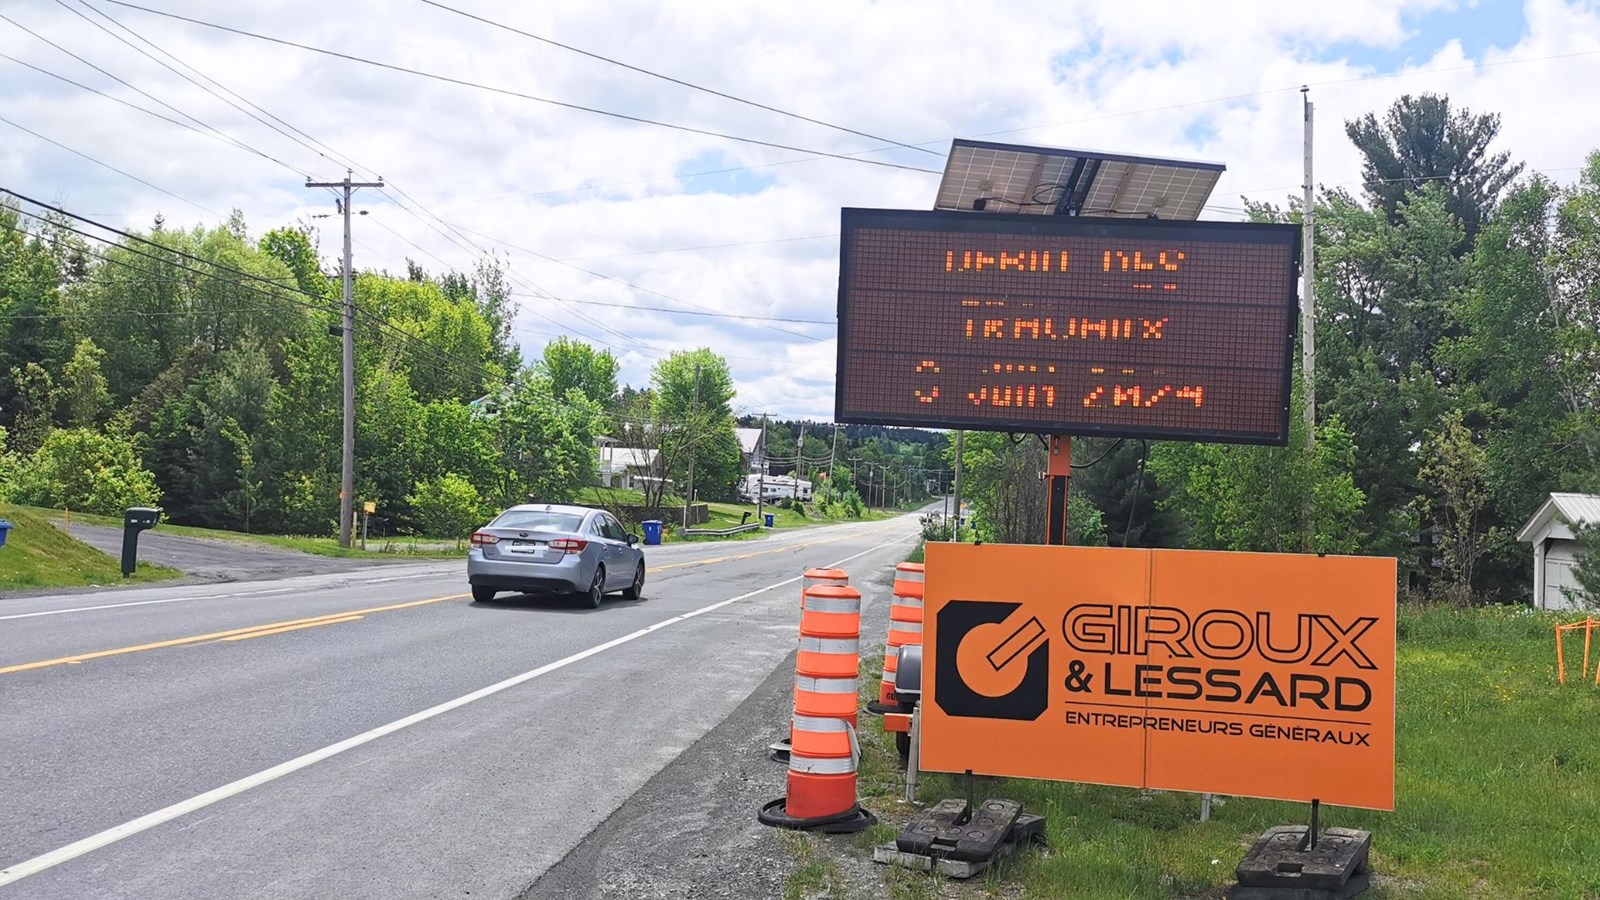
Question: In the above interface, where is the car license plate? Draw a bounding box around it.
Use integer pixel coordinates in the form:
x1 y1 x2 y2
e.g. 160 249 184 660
507 540 543 555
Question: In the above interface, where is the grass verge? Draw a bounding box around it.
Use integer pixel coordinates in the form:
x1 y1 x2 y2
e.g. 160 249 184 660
841 602 1600 899
0 503 180 590
18 506 465 560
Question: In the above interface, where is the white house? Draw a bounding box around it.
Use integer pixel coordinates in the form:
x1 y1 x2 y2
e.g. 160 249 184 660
1516 492 1600 610
597 440 664 493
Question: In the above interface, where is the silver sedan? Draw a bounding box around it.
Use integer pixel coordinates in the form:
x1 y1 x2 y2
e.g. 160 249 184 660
466 504 645 608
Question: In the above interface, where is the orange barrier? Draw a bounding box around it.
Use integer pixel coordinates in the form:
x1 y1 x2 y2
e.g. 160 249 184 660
795 584 863 727
802 568 849 608
1555 616 1600 685
873 562 925 712
770 571 856 762
759 583 875 832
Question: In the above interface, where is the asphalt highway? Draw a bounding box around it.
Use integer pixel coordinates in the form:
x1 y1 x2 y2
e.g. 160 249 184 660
0 512 924 899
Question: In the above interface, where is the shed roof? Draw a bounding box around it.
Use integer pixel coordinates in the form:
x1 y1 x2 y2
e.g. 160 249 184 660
1516 492 1600 543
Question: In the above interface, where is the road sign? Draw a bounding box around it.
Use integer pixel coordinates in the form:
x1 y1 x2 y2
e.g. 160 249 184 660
921 543 1396 810
835 208 1301 445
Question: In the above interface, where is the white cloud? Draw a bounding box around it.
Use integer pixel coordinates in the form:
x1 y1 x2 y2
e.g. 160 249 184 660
4 0 1598 419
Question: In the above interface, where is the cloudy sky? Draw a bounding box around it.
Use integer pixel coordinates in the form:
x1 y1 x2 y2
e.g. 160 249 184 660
3 0 1598 418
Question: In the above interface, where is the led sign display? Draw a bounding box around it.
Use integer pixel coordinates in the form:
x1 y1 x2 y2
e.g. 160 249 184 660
836 208 1301 444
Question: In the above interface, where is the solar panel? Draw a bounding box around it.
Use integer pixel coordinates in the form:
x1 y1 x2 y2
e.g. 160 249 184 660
933 139 1224 221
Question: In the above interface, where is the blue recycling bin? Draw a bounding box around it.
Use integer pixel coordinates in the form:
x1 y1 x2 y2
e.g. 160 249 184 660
0 519 12 548
763 513 775 528
641 520 663 546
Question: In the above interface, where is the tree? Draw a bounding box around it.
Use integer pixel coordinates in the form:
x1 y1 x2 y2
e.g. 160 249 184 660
1149 384 1367 556
537 338 619 407
490 371 604 507
1416 410 1493 605
59 338 112 427
951 432 1104 545
650 349 739 504
1345 93 1523 248
407 473 485 548
8 362 56 455
12 426 161 515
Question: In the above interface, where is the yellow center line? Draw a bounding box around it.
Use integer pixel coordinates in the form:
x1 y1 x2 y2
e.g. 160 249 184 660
220 615 364 641
0 593 467 676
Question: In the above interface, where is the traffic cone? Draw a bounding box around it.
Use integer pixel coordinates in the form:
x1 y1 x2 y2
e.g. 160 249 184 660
868 562 924 714
760 584 875 833
771 569 853 762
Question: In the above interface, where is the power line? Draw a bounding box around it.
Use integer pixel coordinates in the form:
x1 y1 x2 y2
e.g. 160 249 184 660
557 233 837 262
6 201 505 388
0 115 221 216
99 1 943 176
0 10 307 177
57 0 348 173
507 290 832 326
419 0 940 159
449 221 825 342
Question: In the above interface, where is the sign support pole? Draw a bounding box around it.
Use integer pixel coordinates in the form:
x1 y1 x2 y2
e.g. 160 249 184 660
1045 435 1072 545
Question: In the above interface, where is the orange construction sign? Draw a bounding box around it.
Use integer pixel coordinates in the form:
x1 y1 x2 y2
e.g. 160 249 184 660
922 543 1397 810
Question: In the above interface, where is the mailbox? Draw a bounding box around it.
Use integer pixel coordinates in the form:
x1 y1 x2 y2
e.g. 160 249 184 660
122 507 162 577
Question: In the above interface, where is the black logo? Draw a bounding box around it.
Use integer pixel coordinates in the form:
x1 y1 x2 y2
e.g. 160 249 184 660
934 600 1050 720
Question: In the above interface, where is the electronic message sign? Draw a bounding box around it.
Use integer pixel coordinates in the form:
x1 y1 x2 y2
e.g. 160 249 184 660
921 543 1397 810
836 209 1301 445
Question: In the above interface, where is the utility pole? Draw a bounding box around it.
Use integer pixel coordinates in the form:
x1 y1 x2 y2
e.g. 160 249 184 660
827 423 840 479
797 422 807 482
683 364 702 529
306 169 383 548
952 430 965 541
756 415 767 525
1301 87 1316 450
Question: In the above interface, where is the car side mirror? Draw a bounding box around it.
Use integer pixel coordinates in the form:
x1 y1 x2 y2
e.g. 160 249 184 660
627 534 639 546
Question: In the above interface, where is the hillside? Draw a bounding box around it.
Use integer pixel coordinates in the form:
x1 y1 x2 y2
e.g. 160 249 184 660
0 505 178 591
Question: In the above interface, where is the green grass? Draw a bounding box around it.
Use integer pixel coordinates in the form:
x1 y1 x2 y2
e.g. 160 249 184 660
838 603 1600 899
0 503 180 590
17 506 466 560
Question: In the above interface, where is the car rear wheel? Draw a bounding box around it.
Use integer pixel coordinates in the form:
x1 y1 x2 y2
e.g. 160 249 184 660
583 566 605 609
622 563 645 601
472 586 496 603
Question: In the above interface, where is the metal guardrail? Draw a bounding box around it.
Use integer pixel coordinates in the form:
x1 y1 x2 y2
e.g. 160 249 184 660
681 522 762 537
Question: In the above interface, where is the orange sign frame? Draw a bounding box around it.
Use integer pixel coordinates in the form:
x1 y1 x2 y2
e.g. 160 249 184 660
921 543 1397 810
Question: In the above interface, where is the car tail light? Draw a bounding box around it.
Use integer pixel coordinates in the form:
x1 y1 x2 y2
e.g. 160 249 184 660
470 531 499 547
549 538 588 553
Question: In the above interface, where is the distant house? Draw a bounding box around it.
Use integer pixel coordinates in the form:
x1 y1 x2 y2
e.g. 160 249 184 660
1516 493 1600 610
736 427 767 473
597 438 665 493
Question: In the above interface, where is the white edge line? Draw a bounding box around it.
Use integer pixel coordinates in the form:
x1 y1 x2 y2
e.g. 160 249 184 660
0 531 915 887
0 588 301 622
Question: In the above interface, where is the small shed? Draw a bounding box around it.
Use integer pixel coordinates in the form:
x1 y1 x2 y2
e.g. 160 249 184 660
1516 493 1600 610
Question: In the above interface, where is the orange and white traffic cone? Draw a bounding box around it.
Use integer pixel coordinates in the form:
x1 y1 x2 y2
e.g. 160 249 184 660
771 569 853 762
760 584 875 833
868 562 924 715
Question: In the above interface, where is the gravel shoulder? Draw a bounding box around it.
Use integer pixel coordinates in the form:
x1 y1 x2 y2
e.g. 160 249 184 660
519 561 909 900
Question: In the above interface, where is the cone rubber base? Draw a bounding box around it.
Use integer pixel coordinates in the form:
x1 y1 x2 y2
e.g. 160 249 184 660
864 700 897 715
767 739 791 763
758 797 877 833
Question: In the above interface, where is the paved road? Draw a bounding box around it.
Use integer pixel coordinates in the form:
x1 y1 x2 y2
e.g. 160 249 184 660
0 513 923 898
61 523 398 582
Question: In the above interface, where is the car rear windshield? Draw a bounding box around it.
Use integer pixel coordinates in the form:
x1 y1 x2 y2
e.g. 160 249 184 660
491 510 585 532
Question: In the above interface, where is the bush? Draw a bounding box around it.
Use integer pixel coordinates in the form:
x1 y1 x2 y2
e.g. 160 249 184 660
11 427 161 515
407 473 485 547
